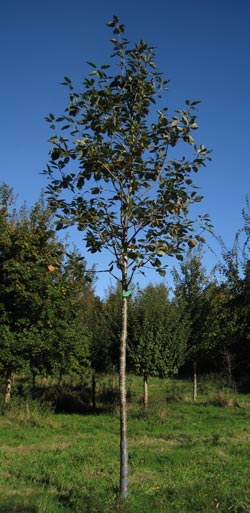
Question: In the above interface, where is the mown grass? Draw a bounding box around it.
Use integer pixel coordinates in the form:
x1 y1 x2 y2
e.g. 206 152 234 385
1 376 250 512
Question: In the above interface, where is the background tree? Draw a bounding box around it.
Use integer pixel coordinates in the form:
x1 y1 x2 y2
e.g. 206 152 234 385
212 199 250 386
45 249 93 386
44 17 210 498
130 283 187 409
0 186 64 400
102 284 123 373
173 249 213 400
0 184 93 400
203 282 238 386
228 199 250 382
236 261 250 383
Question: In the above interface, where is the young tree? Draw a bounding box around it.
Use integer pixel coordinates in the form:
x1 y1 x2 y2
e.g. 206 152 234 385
173 249 212 400
130 283 187 409
212 199 250 385
43 17 210 497
45 249 93 385
236 261 250 381
202 282 238 385
86 285 123 411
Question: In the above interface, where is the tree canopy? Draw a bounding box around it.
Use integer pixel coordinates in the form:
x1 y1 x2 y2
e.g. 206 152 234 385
44 16 211 286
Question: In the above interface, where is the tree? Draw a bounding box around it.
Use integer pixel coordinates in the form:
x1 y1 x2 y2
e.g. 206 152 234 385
45 249 93 385
84 285 123 411
43 17 210 498
173 249 212 400
203 282 238 386
0 185 92 399
130 283 187 409
0 185 65 400
212 199 250 385
237 199 250 377
236 261 250 381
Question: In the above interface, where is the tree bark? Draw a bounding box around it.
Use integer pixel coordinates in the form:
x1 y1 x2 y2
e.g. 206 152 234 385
223 346 233 387
143 374 148 411
120 291 128 499
32 371 37 398
5 372 12 404
112 365 116 392
59 370 63 387
92 374 96 412
193 360 197 402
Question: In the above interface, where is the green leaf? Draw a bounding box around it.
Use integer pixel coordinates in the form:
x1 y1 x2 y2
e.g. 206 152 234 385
86 61 97 68
195 235 206 243
106 16 119 27
91 187 100 195
157 269 166 277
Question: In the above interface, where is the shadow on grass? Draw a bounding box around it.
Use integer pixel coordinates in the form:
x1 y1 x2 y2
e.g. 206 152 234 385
11 380 121 415
0 501 37 513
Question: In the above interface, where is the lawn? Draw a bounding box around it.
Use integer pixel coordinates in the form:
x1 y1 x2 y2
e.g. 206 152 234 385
1 376 250 512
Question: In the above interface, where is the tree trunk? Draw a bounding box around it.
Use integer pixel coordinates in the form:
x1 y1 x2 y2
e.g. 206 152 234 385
32 371 36 398
25 399 31 420
5 372 12 404
143 374 148 411
92 373 96 412
223 346 233 387
59 370 63 387
193 360 197 402
120 291 128 499
112 365 116 392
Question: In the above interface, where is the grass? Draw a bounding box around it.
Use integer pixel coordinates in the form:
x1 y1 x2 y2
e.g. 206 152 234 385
1 376 250 512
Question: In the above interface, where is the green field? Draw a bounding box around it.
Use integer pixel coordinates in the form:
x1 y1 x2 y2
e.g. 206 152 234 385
1 376 250 513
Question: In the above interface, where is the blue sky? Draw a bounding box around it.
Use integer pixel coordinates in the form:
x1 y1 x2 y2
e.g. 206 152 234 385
1 0 249 296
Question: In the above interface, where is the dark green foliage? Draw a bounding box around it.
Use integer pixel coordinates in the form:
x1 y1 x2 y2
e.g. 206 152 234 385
45 250 93 382
130 283 187 379
0 184 93 398
0 186 64 384
235 261 250 378
89 285 123 375
210 198 250 385
173 249 215 364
